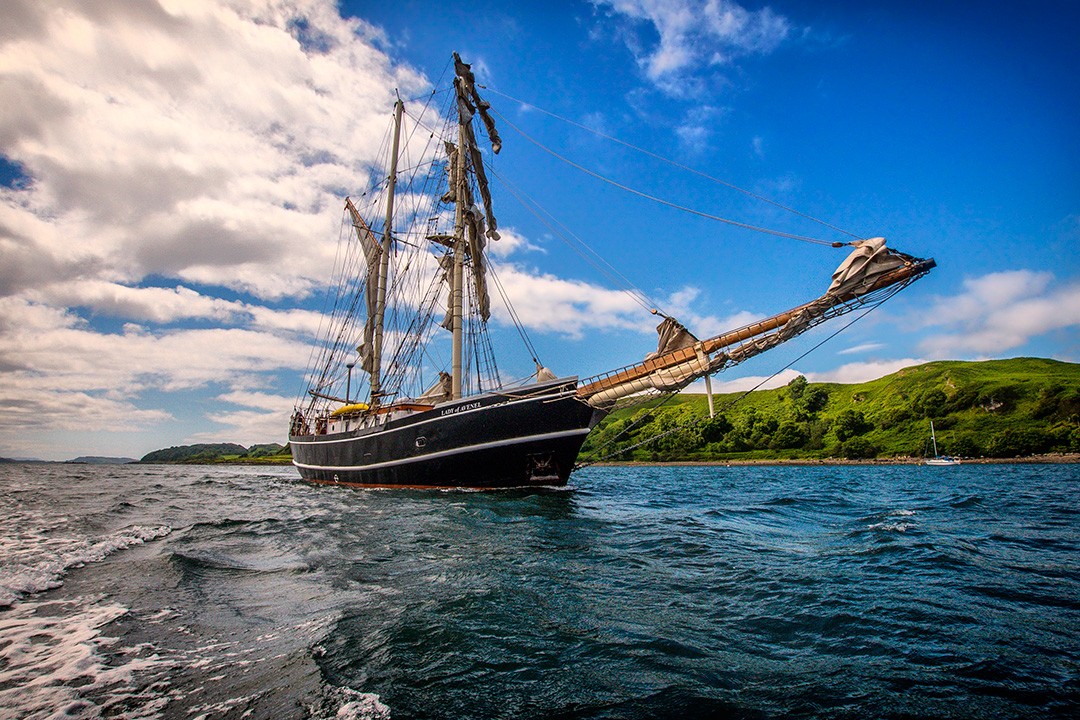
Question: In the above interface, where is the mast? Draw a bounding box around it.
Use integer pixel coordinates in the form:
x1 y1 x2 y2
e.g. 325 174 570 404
370 97 404 403
445 53 503 400
450 83 468 399
931 420 939 456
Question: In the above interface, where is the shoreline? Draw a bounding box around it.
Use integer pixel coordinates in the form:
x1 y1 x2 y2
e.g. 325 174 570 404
29 452 1076 468
590 453 1080 467
136 452 1080 467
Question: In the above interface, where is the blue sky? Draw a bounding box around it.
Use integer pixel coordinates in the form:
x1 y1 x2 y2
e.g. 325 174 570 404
0 0 1077 460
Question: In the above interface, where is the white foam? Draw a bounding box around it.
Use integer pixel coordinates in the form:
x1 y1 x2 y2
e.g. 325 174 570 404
0 525 172 606
311 687 391 720
0 597 171 720
868 522 912 533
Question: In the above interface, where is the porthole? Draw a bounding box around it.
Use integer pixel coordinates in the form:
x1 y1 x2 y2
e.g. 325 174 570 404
415 436 427 448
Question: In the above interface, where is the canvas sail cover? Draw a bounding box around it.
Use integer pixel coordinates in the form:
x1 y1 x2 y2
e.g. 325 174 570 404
346 199 382 374
727 239 909 363
453 53 502 155
827 237 908 296
649 316 698 357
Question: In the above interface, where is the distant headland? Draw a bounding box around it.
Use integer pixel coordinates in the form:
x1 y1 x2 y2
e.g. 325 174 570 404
137 443 291 464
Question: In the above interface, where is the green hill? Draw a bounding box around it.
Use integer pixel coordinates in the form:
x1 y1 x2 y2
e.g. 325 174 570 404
140 443 250 463
579 358 1080 463
138 443 292 464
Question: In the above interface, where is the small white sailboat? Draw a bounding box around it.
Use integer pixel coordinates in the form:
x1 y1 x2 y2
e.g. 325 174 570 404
925 420 960 465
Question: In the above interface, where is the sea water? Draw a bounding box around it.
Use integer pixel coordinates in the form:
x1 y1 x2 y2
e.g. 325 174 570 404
1 462 1077 719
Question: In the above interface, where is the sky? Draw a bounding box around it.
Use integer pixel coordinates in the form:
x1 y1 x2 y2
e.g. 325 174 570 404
1 0 1077 461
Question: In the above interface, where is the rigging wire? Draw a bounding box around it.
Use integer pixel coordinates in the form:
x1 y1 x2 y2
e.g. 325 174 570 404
483 85 866 242
486 259 542 366
487 164 663 316
489 106 850 248
574 294 893 469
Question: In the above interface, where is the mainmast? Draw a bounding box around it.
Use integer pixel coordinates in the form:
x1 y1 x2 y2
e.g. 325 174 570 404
447 52 502 400
450 98 468 400
370 97 404 403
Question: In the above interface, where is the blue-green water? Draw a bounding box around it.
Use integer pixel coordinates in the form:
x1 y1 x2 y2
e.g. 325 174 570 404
1 462 1077 719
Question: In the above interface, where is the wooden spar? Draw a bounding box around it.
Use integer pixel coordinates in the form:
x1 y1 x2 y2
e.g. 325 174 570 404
371 98 404 403
344 198 376 239
308 389 349 404
577 256 935 403
450 90 468 400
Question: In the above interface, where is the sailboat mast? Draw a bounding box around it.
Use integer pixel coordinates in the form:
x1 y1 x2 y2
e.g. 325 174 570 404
370 97 404 403
450 97 467 400
931 420 939 456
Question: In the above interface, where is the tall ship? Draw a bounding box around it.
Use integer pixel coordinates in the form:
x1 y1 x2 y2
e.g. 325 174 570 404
289 54 935 489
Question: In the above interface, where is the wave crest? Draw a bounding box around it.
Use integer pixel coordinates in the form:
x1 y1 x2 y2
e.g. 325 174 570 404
0 525 171 606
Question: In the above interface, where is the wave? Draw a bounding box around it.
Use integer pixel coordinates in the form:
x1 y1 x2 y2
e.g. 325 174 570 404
0 597 167 719
0 525 171 607
169 548 312 574
308 687 391 720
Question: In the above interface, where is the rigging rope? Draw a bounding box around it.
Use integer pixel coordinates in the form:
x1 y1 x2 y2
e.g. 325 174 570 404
492 107 844 248
486 259 542 366
483 85 867 242
574 295 889 469
486 164 662 316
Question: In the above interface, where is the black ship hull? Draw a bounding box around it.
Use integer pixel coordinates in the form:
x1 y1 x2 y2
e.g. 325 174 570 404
289 378 602 489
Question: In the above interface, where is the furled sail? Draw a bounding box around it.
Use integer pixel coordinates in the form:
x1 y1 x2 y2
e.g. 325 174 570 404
442 54 505 325
345 198 381 374
578 240 935 408
439 142 492 324
453 52 502 155
827 237 909 295
650 316 698 357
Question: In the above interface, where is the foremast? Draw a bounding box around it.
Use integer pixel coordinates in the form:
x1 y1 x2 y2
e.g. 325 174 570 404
371 98 404 404
347 97 403 408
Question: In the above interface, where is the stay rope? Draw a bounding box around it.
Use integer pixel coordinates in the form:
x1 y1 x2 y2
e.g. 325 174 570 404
487 164 662 315
573 298 886 469
484 89 864 248
483 86 867 243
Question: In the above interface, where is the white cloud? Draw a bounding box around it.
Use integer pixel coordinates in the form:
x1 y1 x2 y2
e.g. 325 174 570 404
674 105 726 152
0 0 426 301
807 358 925 385
594 0 791 95
30 281 245 324
0 0 434 457
751 135 765 158
489 264 648 337
662 285 761 338
0 296 311 453
187 390 297 446
838 342 885 355
917 270 1080 356
487 227 545 258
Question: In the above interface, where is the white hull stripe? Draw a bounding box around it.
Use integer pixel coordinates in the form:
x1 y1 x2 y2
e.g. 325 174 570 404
292 427 591 473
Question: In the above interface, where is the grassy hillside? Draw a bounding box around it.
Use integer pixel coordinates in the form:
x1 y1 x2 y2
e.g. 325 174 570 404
139 443 291 464
579 358 1080 462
